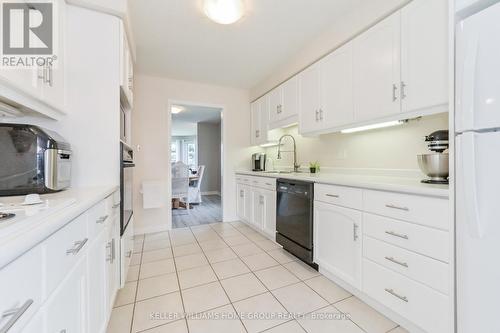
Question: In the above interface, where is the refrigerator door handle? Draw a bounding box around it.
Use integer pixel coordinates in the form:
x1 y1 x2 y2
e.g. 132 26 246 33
460 35 479 131
461 132 483 238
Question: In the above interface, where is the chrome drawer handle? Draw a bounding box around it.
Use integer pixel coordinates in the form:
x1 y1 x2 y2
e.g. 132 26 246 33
385 204 409 211
353 223 359 241
66 238 88 255
265 183 273 186
96 215 109 224
126 250 132 258
112 203 120 208
385 230 409 240
0 299 34 333
385 256 408 268
385 288 408 303
326 194 339 198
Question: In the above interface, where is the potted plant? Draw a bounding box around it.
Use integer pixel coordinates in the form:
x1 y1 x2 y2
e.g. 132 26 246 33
309 161 320 174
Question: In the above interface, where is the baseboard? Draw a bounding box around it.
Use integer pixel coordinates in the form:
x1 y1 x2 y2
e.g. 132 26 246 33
134 224 170 235
201 191 221 196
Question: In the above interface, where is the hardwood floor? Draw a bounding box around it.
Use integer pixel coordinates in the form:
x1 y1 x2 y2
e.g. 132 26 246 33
172 195 222 228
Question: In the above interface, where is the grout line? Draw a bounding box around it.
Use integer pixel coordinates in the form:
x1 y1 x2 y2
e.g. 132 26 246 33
128 235 145 333
189 224 250 333
167 231 190 333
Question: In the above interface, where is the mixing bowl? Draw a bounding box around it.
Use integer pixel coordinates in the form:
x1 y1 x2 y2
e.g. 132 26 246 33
417 153 449 180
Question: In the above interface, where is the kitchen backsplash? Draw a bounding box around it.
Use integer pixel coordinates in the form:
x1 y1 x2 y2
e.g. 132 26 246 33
264 112 449 171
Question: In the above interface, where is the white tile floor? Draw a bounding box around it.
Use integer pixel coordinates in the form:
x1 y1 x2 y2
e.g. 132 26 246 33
107 222 409 333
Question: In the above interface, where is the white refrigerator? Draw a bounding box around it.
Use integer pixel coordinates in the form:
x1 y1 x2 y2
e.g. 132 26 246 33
456 2 500 332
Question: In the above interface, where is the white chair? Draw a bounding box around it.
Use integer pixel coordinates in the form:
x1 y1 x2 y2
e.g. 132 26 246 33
188 165 205 204
171 161 190 210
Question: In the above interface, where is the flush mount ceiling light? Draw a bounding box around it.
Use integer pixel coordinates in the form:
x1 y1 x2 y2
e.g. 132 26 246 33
171 106 185 114
341 120 407 134
203 0 244 25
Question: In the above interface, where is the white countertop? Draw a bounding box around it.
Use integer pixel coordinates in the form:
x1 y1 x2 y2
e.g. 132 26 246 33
235 170 449 198
0 186 118 269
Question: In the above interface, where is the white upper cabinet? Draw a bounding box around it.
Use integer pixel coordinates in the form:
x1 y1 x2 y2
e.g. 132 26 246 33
298 64 321 134
250 97 263 145
353 11 401 122
0 0 67 118
299 43 354 135
120 21 134 109
281 77 299 122
268 76 299 129
268 86 283 124
40 0 66 112
401 0 448 113
320 43 354 129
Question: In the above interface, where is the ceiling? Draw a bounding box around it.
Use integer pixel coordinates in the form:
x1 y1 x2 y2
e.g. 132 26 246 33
129 0 363 88
172 104 222 136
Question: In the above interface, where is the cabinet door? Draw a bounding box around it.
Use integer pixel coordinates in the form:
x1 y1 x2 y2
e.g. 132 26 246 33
41 0 66 112
282 76 299 121
236 183 246 220
250 100 261 146
298 64 321 134
320 43 354 128
268 86 283 124
87 229 107 333
401 0 448 113
314 201 362 288
106 220 120 312
261 189 277 240
45 257 87 333
243 185 252 222
252 189 264 231
353 12 401 122
258 95 270 145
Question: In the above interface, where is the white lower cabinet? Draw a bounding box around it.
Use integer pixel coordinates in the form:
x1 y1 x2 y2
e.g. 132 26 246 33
314 200 362 288
261 189 277 240
87 227 108 333
236 175 277 241
0 191 121 333
45 257 87 333
314 183 450 333
106 218 120 313
251 188 265 230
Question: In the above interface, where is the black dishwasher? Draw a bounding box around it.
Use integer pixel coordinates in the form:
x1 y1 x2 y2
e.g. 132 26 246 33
276 179 317 268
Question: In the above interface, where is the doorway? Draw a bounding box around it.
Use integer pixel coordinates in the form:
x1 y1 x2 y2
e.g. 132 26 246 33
169 102 223 228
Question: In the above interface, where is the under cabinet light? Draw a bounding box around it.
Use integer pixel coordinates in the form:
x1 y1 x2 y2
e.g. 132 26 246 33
341 120 406 134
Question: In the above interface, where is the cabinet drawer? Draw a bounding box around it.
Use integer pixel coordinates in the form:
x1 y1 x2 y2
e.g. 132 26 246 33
363 190 449 230
363 236 449 294
315 184 362 209
87 200 110 239
44 213 89 295
363 213 449 262
0 246 43 333
363 259 449 333
254 177 276 191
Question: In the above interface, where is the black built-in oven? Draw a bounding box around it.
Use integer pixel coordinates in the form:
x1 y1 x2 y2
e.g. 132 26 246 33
120 142 134 236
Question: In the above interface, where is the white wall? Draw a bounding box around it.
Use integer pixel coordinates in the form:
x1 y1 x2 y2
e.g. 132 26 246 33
132 75 259 234
266 113 448 172
0 6 121 188
250 0 410 100
197 122 221 194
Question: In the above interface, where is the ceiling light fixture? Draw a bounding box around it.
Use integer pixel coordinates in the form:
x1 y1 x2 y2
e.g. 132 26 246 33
171 106 185 114
340 120 407 134
203 0 244 25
